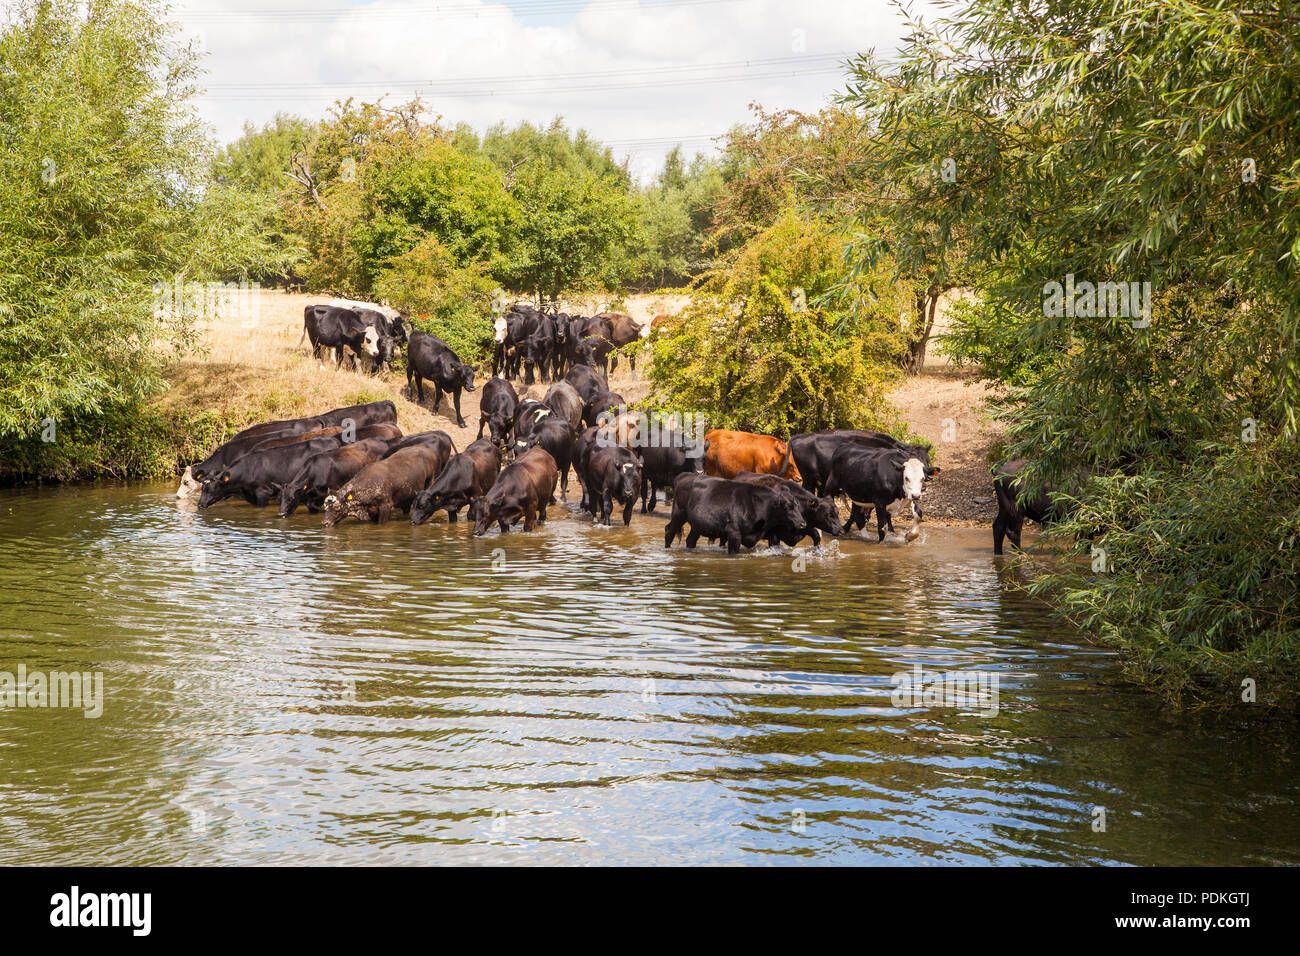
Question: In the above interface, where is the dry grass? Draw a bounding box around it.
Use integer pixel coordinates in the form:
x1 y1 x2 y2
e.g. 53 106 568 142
152 289 662 454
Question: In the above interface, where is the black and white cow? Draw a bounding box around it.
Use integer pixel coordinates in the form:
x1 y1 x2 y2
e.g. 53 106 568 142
299 305 381 371
822 445 938 541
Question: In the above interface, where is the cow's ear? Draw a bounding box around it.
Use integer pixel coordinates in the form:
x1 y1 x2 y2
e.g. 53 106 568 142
928 465 941 476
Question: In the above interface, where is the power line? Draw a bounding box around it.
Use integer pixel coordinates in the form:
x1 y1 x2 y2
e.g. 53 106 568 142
201 65 843 100
203 52 853 91
181 0 745 23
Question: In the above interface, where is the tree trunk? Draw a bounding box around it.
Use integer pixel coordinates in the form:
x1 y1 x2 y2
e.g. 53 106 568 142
905 287 941 375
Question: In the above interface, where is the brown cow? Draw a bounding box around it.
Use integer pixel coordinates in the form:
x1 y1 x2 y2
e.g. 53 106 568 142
470 446 558 534
596 312 645 373
321 444 448 526
704 429 803 483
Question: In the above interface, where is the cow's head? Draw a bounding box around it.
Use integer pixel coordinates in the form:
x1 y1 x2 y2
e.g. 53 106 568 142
469 495 494 536
279 479 311 518
176 465 202 499
617 457 642 500
391 315 409 346
320 494 349 527
198 471 232 509
901 457 929 501
362 326 380 358
458 360 476 392
494 315 508 344
813 496 845 536
375 334 395 368
410 489 437 526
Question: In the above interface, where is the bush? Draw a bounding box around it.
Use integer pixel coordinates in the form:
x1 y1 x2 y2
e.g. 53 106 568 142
645 212 907 436
372 235 496 366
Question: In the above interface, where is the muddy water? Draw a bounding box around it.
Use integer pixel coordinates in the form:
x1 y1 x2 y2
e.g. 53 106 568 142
0 481 1296 865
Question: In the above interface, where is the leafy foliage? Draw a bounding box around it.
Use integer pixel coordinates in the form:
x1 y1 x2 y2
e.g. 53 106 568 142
0 0 281 443
837 0 1300 702
646 212 906 435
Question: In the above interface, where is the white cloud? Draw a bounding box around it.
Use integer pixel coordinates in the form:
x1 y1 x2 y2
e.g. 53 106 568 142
176 0 934 176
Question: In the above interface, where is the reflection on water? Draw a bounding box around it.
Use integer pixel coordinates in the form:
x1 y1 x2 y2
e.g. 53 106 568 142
0 482 1296 865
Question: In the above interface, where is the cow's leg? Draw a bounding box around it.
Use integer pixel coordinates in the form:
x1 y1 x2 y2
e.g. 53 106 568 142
601 489 613 525
376 503 392 524
452 389 464 427
641 479 652 514
432 385 442 412
447 508 458 523
538 497 548 522
414 375 424 404
809 528 822 546
993 515 1006 555
477 417 486 440
685 528 701 549
622 499 634 526
664 507 685 547
1008 518 1025 551
725 526 742 554
334 345 345 370
523 505 536 532
875 502 890 542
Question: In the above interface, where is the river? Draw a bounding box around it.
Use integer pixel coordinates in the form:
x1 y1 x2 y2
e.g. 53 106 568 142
0 481 1295 865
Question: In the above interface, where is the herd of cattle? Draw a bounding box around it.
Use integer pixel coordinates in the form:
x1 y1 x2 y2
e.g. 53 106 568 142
180 298 1060 552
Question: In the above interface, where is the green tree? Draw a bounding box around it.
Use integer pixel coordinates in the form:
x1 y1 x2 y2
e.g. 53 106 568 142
646 211 906 435
837 0 1300 703
0 0 273 441
502 161 640 304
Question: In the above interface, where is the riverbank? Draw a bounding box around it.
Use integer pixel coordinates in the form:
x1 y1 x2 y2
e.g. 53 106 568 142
3 290 1004 529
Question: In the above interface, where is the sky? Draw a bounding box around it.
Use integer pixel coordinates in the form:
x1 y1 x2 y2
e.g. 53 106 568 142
172 0 935 181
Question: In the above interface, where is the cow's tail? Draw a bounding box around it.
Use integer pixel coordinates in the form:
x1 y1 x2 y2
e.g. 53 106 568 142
447 435 459 456
777 441 795 478
297 314 309 350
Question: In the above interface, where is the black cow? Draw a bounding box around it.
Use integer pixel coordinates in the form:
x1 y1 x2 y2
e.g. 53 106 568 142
574 315 615 381
517 416 576 499
992 458 1074 555
789 429 933 495
299 305 380 371
542 381 583 434
565 364 605 407
584 391 625 428
410 439 501 525
734 471 844 546
199 437 341 509
407 331 476 427
663 474 806 554
580 443 642 526
638 432 707 513
477 377 519 450
278 439 390 517
823 445 938 541
522 313 557 385
511 399 554 451
181 400 398 494
470 446 558 535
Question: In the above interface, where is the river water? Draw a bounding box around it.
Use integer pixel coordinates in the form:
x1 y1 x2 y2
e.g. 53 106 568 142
0 481 1295 865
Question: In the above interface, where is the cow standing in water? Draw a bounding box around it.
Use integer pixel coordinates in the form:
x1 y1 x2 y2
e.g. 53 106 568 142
823 445 937 542
991 458 1074 554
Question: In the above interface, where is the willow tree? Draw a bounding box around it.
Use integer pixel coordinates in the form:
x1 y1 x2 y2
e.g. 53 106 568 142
0 0 281 449
837 0 1300 702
